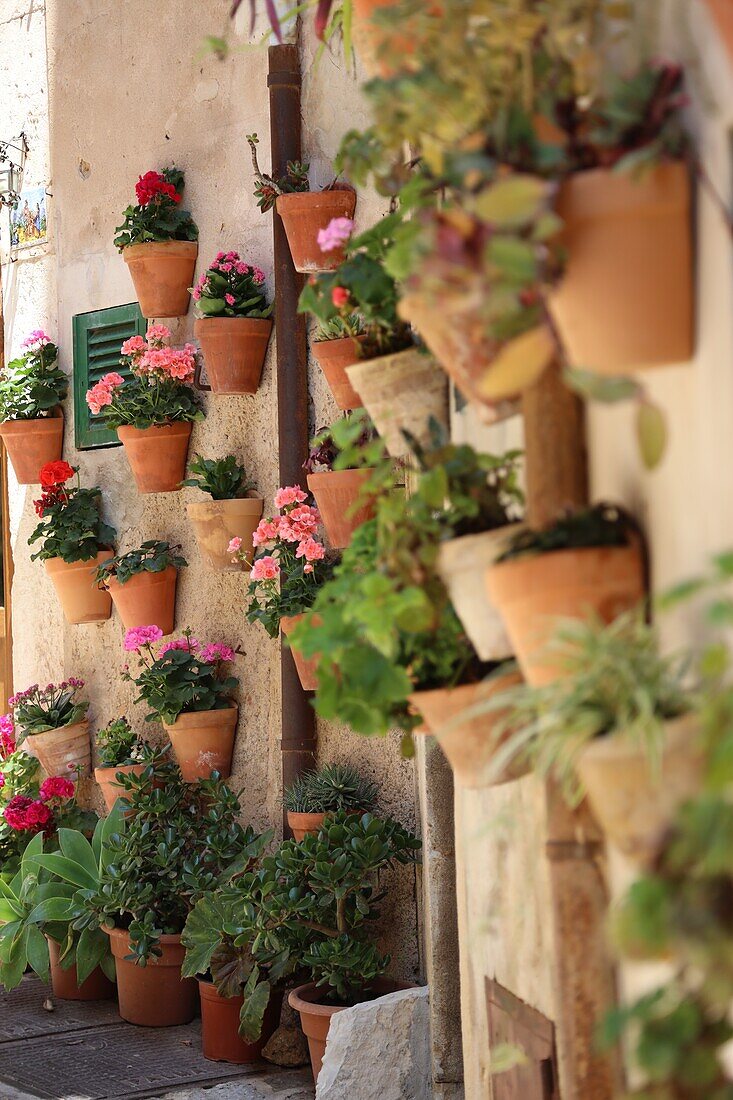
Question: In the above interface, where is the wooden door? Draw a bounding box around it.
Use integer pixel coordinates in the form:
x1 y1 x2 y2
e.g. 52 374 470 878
486 978 559 1099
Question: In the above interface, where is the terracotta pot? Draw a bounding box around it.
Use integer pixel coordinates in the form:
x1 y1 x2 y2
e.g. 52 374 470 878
0 412 64 484
186 496 264 572
44 552 113 625
287 809 365 841
485 544 645 686
117 422 193 494
289 978 415 1083
306 469 377 549
47 937 114 1001
162 705 238 781
199 979 283 1064
194 317 272 394
410 672 526 788
576 714 704 867
25 719 91 779
437 525 524 662
549 162 693 373
312 336 367 410
346 348 448 458
276 188 357 274
105 565 178 635
107 926 197 1027
122 241 198 319
281 614 319 692
94 763 146 813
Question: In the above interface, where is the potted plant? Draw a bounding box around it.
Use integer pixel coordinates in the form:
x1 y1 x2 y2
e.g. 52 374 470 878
484 612 700 865
122 627 239 781
182 454 263 571
310 316 367 411
0 330 67 484
283 765 378 840
303 411 383 550
114 167 198 318
485 503 646 686
298 215 448 457
192 251 273 394
28 462 117 624
248 133 356 274
93 716 151 812
86 325 203 494
10 679 91 779
95 540 187 635
234 486 334 691
85 763 261 1027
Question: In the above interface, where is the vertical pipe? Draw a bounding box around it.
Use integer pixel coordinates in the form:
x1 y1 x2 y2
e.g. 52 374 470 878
268 43 317 835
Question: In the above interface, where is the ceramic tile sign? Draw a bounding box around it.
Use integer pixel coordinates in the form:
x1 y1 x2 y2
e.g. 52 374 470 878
10 185 48 248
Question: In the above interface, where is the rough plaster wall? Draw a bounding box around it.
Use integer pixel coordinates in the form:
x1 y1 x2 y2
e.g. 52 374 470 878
0 0 419 981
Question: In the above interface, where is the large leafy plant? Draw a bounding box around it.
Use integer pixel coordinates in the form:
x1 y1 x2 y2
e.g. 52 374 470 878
95 540 187 588
0 330 67 422
122 629 238 725
114 167 198 251
182 454 256 501
28 464 116 564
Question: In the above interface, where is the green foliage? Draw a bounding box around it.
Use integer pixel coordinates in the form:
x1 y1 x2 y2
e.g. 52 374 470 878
181 454 256 501
304 409 385 475
314 315 365 341
0 339 67 422
12 681 89 739
497 502 634 561
98 374 204 431
0 834 54 990
95 540 187 587
94 716 148 769
123 630 239 725
246 133 310 212
283 765 378 814
114 167 198 251
28 481 116 564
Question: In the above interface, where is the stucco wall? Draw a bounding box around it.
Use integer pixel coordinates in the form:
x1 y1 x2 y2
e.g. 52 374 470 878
1 0 419 982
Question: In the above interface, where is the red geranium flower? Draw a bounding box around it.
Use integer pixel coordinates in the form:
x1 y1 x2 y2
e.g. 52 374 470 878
39 776 75 802
331 286 350 308
39 460 75 489
135 171 182 207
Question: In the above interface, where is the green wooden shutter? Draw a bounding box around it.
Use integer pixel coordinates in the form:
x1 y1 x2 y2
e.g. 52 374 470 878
73 303 146 449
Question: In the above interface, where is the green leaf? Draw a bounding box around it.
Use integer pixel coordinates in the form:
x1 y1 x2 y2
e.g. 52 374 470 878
25 924 50 983
239 969 271 1042
75 928 108 986
637 400 667 470
28 854 96 891
563 366 640 403
58 829 98 881
26 897 76 924
472 175 549 228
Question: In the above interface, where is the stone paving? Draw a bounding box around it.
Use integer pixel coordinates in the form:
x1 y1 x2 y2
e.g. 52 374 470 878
0 978 315 1100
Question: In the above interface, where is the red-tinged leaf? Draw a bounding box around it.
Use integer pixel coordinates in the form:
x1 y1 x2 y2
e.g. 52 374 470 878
315 0 335 39
265 0 283 40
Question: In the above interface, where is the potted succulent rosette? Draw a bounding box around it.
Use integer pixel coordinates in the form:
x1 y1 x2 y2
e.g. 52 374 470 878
10 679 91 778
248 134 356 274
310 316 367 411
0 330 68 484
83 761 260 1027
95 540 187 635
298 215 448 457
182 454 263 572
28 462 116 624
85 324 203 493
233 485 335 691
114 167 198 318
485 503 646 686
192 251 273 394
123 626 239 781
93 716 151 812
283 764 378 840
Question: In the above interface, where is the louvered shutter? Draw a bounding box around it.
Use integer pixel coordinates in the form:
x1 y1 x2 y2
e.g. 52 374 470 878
72 303 146 449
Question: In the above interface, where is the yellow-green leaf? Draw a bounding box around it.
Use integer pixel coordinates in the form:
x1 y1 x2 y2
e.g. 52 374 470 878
473 176 549 229
480 325 555 401
636 401 667 470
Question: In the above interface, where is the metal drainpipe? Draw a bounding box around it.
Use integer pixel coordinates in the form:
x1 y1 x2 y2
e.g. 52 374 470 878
268 42 316 836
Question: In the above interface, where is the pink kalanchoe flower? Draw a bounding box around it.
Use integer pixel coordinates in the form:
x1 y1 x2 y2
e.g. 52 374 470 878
227 536 243 554
317 217 354 253
200 643 236 664
124 625 164 652
250 555 281 582
252 519 280 547
252 267 266 285
296 536 326 562
274 486 307 510
215 251 226 261
21 329 51 349
225 293 236 306
39 776 75 802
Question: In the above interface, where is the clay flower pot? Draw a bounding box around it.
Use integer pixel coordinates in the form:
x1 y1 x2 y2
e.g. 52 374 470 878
186 496 264 572
575 713 704 867
549 161 693 373
107 926 197 1027
105 565 178 635
276 188 357 274
194 317 272 394
410 671 526 788
117 422 193 494
0 411 64 484
306 469 377 549
281 614 319 692
199 979 283 1064
346 348 449 458
25 719 91 779
287 810 328 841
94 763 146 813
122 240 198 319
485 544 645 686
312 336 366 410
289 978 414 1083
162 704 238 782
437 524 524 662
44 552 113 625
47 937 114 1002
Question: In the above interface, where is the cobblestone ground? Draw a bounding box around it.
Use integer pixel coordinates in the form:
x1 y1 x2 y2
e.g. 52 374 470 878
0 978 314 1100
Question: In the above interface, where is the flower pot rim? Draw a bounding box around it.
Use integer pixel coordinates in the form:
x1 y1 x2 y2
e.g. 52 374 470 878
117 421 194 440
313 334 367 352
306 467 376 485
439 522 524 557
410 669 522 714
123 240 199 258
162 703 239 730
104 564 178 591
25 717 89 741
0 410 64 430
194 315 272 330
488 541 638 577
94 762 144 778
288 978 417 1016
44 549 110 574
276 186 356 212
186 495 264 517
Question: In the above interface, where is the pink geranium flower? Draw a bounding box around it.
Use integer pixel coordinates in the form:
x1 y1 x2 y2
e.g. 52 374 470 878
120 335 146 357
21 329 52 349
158 637 199 655
146 323 172 344
250 555 281 581
227 536 243 553
296 537 326 562
274 486 307 510
199 643 236 664
252 519 280 548
317 217 354 253
124 625 164 652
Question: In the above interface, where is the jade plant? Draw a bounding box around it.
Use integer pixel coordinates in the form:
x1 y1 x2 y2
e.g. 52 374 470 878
182 454 256 500
283 765 378 815
0 330 67 422
95 540 187 588
28 462 116 564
